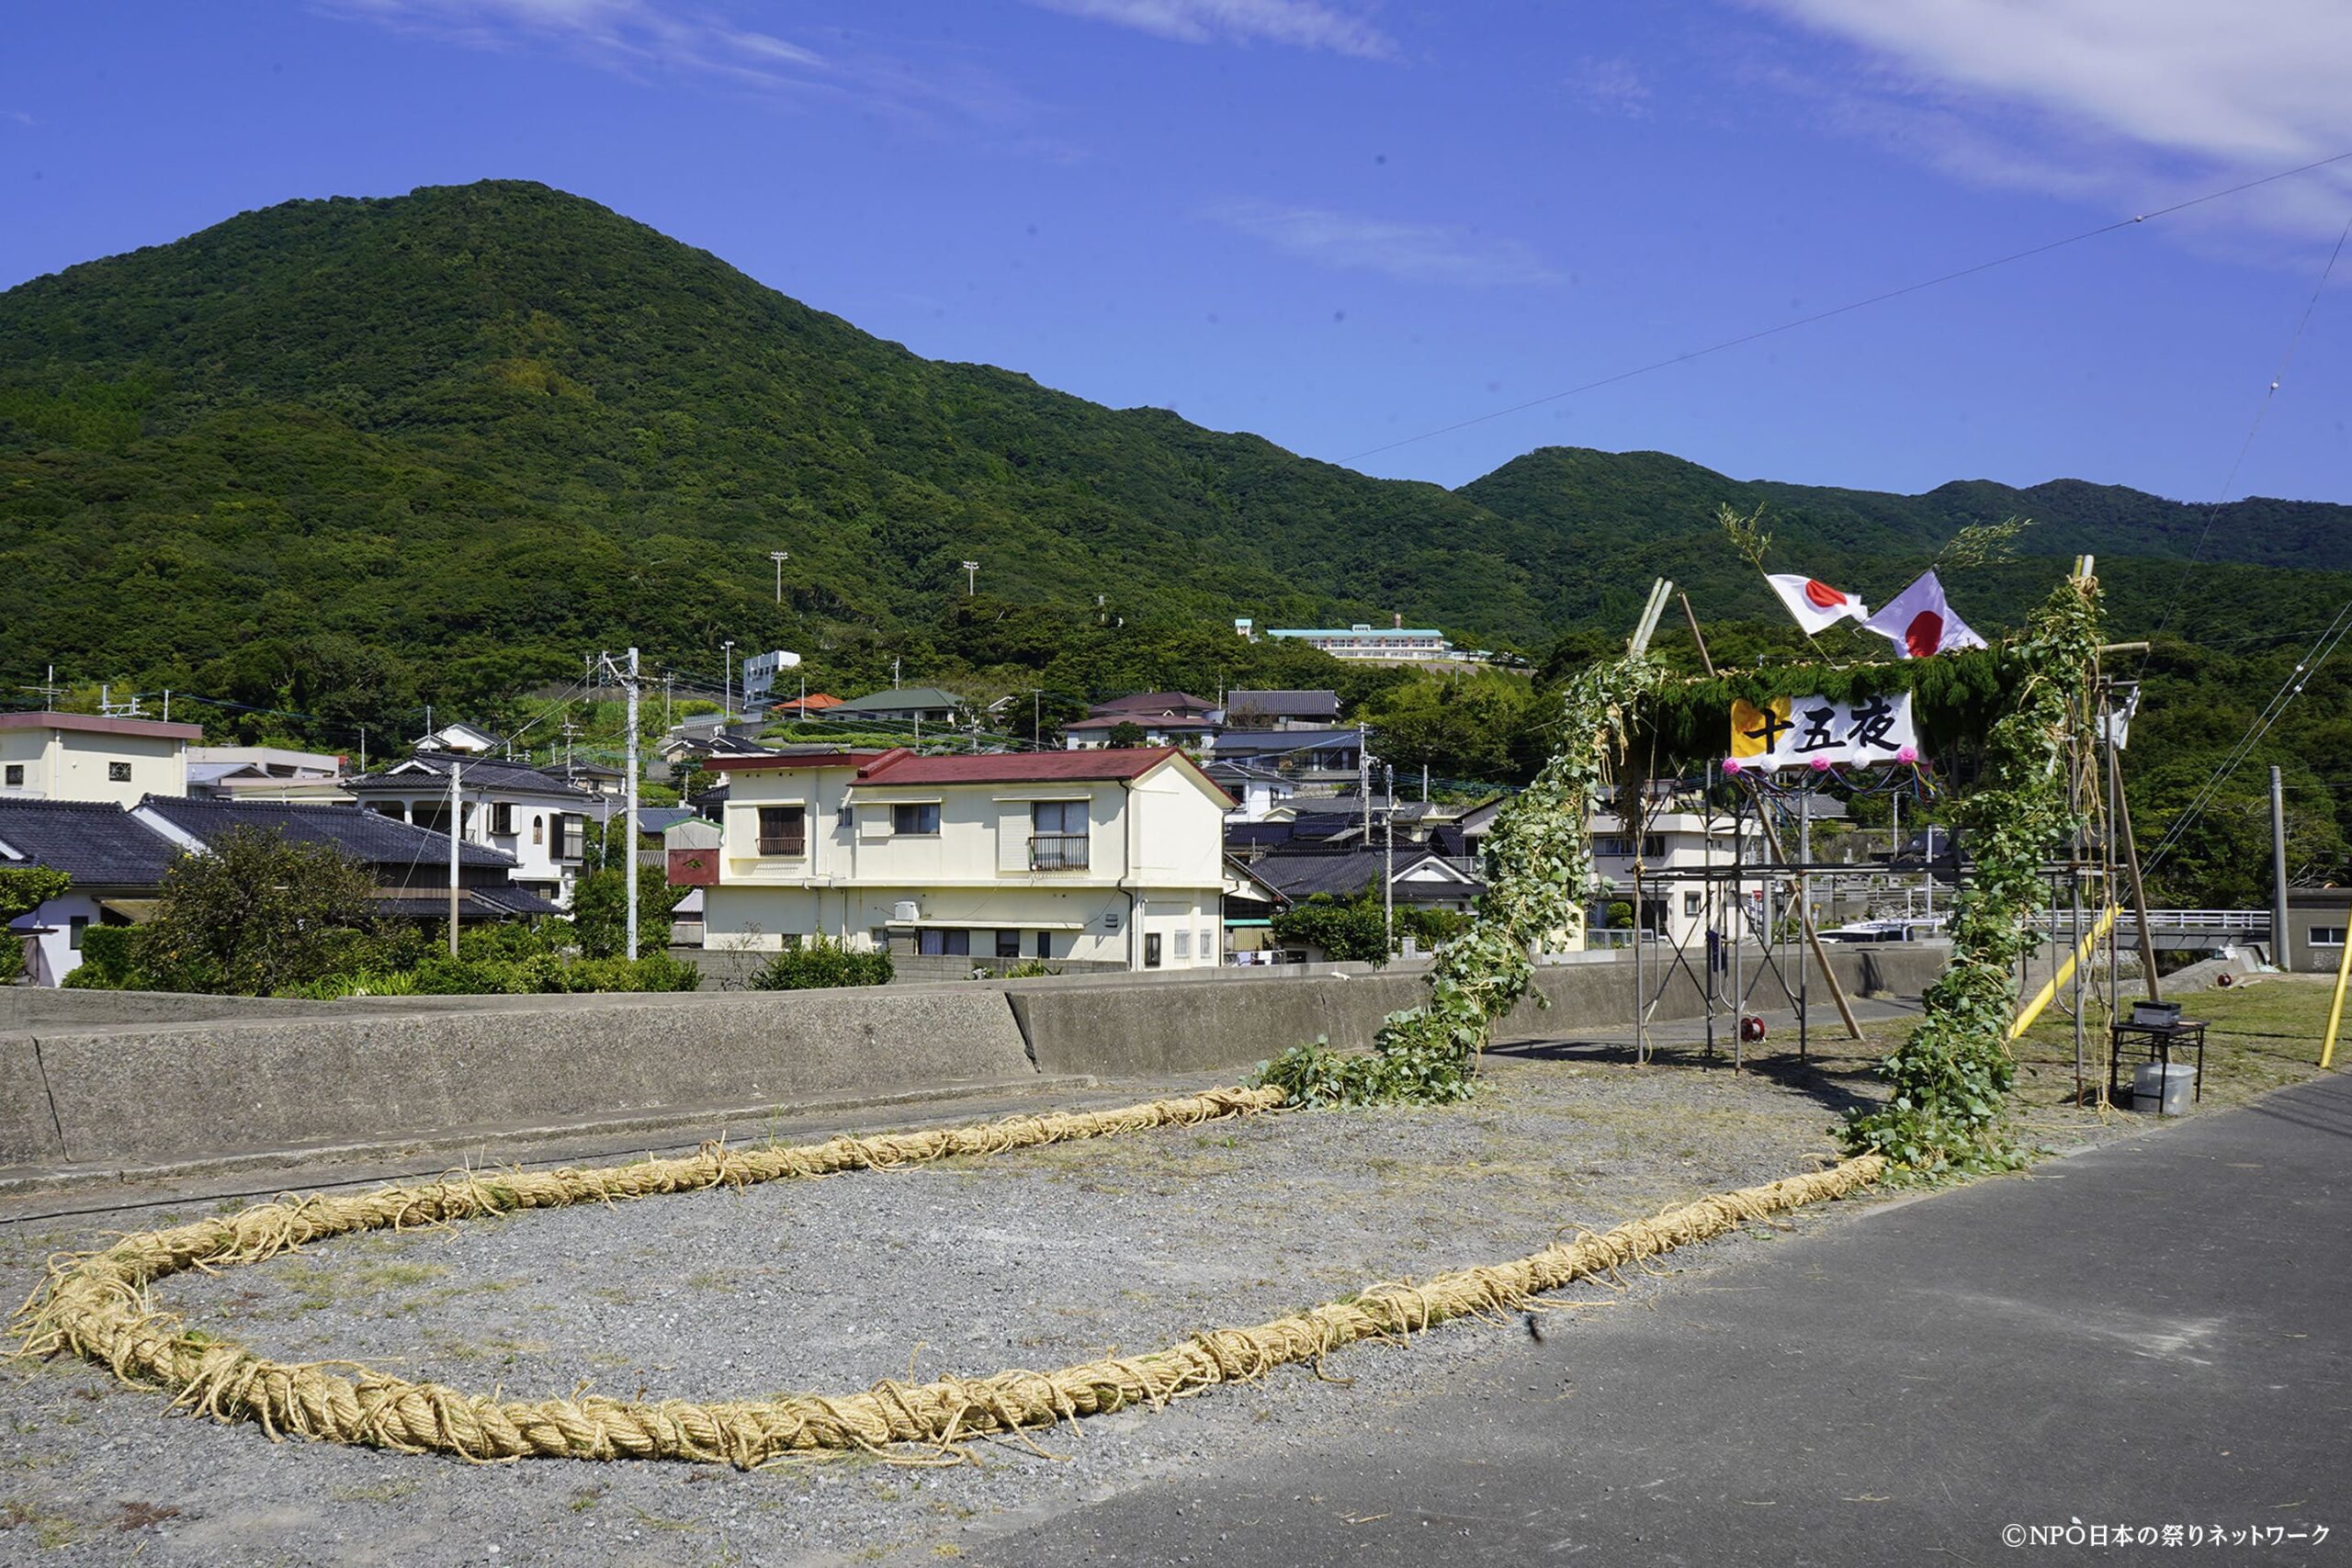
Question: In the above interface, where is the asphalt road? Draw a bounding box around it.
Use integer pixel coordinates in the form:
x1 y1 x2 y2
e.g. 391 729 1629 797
969 1071 2351 1567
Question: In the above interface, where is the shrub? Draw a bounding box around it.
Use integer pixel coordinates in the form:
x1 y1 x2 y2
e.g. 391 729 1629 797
746 936 894 990
62 923 146 988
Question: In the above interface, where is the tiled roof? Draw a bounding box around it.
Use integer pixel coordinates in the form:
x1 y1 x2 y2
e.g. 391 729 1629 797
136 795 517 869
829 687 963 714
1210 728 1364 754
370 886 563 919
858 746 1223 795
1250 848 1483 903
1091 691 1216 716
353 751 596 798
1225 690 1340 717
1067 712 1219 730
0 798 180 885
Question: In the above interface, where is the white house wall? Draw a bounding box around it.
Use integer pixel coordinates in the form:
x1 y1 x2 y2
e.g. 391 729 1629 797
704 761 1226 969
0 728 187 807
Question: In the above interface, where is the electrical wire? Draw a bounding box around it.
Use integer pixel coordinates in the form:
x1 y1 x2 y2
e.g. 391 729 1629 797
1345 148 2352 465
2143 593 2352 872
2149 204 2352 640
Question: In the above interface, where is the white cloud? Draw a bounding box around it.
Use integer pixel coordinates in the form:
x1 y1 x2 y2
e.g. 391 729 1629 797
1210 202 1560 286
322 0 830 87
1565 55 1650 117
1741 1 2352 236
1027 0 1394 59
5 109 33 127
322 0 1050 126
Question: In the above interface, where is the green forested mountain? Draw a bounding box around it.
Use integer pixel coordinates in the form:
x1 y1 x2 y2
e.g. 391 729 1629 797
3 178 2350 897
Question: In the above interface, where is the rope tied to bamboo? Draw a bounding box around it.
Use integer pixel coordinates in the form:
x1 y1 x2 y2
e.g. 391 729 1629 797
12 1084 1882 1466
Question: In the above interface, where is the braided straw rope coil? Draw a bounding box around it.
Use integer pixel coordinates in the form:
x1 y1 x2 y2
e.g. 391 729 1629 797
12 1085 1883 1466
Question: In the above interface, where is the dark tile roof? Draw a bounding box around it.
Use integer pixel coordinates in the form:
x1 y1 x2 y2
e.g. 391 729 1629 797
830 686 963 714
1250 848 1484 903
136 795 516 870
1091 691 1216 716
1209 728 1364 754
1225 690 1340 718
370 886 563 919
353 751 596 798
0 798 180 886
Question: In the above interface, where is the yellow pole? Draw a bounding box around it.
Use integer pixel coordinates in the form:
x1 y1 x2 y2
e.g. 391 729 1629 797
2321 922 2352 1069
2011 904 2119 1043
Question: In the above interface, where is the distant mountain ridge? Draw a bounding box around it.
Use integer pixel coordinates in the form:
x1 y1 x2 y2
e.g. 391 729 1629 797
1 178 2344 714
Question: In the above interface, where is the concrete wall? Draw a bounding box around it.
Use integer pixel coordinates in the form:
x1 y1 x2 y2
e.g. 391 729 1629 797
4 987 1034 1168
0 943 1951 1174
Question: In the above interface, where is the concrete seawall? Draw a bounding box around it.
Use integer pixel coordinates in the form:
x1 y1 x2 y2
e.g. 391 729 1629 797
1 945 1950 1174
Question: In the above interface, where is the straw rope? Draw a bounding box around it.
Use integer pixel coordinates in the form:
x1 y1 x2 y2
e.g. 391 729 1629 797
12 1085 1882 1466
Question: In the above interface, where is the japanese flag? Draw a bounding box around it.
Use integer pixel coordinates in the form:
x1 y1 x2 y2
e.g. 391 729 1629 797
1863 570 1987 659
1766 574 1870 635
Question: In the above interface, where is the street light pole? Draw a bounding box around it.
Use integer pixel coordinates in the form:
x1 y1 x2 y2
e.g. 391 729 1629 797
769 549 789 605
962 559 979 596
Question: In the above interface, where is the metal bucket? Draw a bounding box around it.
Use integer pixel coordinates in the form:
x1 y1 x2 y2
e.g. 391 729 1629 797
2132 1062 2196 1116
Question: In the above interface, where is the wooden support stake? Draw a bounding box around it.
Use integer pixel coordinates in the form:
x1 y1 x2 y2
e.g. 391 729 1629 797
1746 792 1864 1041
2107 738 2162 1004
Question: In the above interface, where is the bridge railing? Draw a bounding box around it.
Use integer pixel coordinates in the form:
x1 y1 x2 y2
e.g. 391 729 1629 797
2030 908 2267 935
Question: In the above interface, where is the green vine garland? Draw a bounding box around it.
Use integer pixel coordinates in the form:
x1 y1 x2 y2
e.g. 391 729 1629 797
1839 573 2101 1176
1258 654 1662 1106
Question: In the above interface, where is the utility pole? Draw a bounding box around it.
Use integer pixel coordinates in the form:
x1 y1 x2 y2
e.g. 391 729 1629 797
663 672 673 728
893 655 902 690
596 649 644 960
626 647 641 961
1383 762 1396 960
560 721 578 784
447 756 462 956
1030 688 1043 750
721 641 735 724
770 549 790 604
2271 763 2291 971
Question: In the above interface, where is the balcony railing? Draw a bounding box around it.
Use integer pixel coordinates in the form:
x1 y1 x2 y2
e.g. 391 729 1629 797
756 835 807 858
1029 833 1091 871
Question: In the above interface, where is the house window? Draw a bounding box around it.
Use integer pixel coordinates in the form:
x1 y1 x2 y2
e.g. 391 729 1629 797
1035 931 1053 960
2312 926 2347 947
757 805 807 857
918 929 970 957
558 815 586 860
1172 930 1192 960
1200 927 1216 960
1644 835 1667 859
3 765 19 786
108 762 132 783
1144 932 1162 968
892 802 940 836
1030 799 1090 870
1684 892 1703 918
532 815 544 846
490 802 514 837
68 915 87 951
996 930 1022 959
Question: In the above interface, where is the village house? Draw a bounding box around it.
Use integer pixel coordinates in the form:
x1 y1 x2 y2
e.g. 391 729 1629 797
693 746 1231 971
186 745 351 802
1 795 558 986
0 711 200 807
823 687 964 728
345 751 600 908
1221 689 1340 730
1063 691 1222 750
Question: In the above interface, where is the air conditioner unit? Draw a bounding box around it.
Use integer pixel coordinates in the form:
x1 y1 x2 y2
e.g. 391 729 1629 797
892 899 921 923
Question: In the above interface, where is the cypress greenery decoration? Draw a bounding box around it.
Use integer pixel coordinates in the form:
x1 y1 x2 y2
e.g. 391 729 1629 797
1258 653 1661 1106
1839 573 2101 1176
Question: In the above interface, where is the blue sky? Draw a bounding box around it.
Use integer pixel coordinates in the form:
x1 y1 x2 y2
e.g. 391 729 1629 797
6 1 2351 502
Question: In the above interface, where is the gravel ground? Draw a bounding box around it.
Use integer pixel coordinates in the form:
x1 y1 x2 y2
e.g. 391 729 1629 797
0 1036 2167 1568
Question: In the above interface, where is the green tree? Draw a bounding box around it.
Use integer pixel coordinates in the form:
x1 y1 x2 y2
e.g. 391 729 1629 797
133 828 379 995
1271 888 1391 964
569 817 689 959
1106 719 1147 748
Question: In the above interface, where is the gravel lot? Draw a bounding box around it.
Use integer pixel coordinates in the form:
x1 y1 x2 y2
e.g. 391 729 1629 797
0 1032 2164 1568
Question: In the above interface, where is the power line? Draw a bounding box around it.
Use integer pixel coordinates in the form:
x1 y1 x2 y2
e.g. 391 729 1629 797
1345 148 2352 465
2147 203 2352 639
2143 593 2352 872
